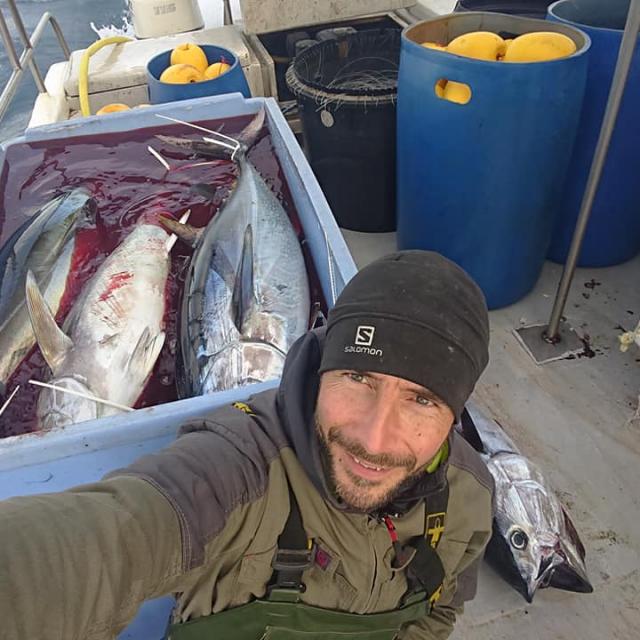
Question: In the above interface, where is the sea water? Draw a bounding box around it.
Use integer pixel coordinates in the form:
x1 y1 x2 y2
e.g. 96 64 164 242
0 0 130 142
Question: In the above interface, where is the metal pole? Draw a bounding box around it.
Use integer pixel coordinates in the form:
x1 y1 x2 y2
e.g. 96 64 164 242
0 11 64 121
5 0 45 92
0 10 21 70
545 0 640 342
222 0 233 25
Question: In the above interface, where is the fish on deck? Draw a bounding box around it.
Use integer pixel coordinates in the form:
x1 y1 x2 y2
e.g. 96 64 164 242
459 401 593 602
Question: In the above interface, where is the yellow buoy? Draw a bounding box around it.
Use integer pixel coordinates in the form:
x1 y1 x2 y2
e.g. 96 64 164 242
447 31 506 61
95 103 131 115
159 63 204 84
503 32 577 62
170 43 208 73
443 81 471 105
421 42 447 51
204 62 231 80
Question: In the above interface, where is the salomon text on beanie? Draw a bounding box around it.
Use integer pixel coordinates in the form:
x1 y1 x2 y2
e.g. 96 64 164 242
318 251 490 418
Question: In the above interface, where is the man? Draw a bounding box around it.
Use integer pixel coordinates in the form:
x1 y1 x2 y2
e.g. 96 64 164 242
1 250 493 640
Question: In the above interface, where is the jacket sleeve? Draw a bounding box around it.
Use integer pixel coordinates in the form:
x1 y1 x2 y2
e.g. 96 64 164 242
1 406 281 640
0 475 185 640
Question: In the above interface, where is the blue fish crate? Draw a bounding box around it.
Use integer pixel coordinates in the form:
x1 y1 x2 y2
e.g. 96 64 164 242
0 94 356 639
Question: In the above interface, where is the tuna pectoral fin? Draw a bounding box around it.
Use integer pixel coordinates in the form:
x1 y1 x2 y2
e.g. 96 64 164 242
159 215 203 248
125 327 165 380
25 270 72 374
231 225 256 332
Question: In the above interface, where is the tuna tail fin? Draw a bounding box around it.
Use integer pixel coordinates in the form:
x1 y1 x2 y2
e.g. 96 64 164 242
25 270 73 374
231 224 256 333
125 327 166 381
236 107 266 151
159 214 203 248
156 108 266 161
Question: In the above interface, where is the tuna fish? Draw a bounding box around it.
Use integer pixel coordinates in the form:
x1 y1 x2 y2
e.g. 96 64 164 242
459 401 593 602
0 188 96 392
24 213 186 429
157 109 310 396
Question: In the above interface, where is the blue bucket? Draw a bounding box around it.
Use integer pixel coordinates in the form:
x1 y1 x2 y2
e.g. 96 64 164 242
547 0 640 266
396 13 590 308
147 44 251 104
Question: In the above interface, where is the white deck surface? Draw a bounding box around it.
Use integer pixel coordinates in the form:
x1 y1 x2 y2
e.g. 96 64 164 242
343 228 640 639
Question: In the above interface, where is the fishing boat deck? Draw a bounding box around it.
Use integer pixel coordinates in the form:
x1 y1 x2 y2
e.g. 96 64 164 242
343 228 640 639
1 0 638 637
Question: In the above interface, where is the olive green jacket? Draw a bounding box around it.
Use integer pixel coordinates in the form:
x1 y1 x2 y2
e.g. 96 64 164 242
0 329 493 640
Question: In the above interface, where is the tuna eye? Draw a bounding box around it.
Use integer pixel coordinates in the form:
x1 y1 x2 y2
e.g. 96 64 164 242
510 529 529 550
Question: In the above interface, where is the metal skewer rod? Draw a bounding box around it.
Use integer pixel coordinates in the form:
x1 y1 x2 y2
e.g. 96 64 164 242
155 114 240 146
28 379 135 413
0 385 20 418
545 0 640 342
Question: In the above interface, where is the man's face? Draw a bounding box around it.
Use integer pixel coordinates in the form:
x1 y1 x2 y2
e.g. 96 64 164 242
315 370 455 512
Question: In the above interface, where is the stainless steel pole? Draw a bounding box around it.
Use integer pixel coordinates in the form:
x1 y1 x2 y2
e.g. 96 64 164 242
545 0 640 342
6 0 45 92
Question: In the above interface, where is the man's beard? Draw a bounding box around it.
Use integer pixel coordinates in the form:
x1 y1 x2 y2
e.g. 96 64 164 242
315 416 422 512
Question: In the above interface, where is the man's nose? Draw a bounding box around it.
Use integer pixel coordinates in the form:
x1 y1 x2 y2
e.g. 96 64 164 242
359 390 400 456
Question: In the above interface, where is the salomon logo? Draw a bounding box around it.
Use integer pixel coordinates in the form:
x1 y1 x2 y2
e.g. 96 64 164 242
345 325 383 357
355 325 375 346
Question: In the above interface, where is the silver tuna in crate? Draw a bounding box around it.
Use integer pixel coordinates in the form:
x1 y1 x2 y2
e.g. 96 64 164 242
159 108 311 396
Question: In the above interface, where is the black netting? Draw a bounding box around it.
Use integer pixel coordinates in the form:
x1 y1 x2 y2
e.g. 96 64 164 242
287 29 400 100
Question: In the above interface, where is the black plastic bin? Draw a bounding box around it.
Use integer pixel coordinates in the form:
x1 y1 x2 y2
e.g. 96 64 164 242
453 0 554 18
286 29 400 232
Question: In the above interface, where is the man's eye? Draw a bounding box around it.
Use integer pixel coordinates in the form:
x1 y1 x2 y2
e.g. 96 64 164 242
416 395 433 406
348 372 365 383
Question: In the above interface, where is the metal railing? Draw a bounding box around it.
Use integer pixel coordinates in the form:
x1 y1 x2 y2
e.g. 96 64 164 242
0 0 71 124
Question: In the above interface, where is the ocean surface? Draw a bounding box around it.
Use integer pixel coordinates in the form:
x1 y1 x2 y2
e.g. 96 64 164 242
0 0 131 142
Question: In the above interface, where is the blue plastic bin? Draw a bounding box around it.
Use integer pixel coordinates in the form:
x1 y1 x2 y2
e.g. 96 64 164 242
0 93 357 638
547 0 640 266
396 13 590 308
147 44 251 104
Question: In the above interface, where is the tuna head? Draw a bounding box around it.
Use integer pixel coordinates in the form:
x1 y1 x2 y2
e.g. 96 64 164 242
36 376 99 430
485 452 593 602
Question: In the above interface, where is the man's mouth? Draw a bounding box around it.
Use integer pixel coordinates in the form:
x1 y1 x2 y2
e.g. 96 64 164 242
345 452 394 479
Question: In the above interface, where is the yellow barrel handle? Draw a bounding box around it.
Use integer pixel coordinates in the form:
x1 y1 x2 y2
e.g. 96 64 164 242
79 37 132 117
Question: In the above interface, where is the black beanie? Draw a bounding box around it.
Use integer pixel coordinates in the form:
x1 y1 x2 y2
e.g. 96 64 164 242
319 251 489 419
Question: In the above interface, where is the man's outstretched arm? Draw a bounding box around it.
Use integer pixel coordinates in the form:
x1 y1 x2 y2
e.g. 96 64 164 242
1 475 183 640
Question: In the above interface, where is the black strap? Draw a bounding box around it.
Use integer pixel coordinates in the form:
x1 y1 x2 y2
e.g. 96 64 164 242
270 484 315 593
403 481 450 603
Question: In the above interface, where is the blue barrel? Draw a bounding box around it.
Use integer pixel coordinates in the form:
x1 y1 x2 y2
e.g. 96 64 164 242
547 0 640 266
147 44 251 104
397 13 590 308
